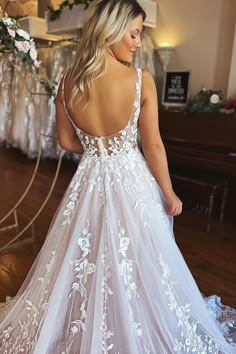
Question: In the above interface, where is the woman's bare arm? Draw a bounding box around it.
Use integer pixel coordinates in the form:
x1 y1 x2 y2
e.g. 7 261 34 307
138 69 182 216
55 78 84 155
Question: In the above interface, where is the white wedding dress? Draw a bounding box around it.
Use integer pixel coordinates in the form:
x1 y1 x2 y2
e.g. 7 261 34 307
0 68 236 354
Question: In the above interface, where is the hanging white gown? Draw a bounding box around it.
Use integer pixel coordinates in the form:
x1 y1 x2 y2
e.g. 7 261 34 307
0 54 13 144
0 68 236 354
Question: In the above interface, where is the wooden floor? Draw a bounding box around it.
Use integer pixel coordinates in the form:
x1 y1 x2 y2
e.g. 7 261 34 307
0 146 236 308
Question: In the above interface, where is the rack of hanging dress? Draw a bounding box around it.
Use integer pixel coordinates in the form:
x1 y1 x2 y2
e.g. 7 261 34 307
0 41 77 159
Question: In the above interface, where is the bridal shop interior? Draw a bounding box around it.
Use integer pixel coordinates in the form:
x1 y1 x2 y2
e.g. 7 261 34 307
0 0 236 318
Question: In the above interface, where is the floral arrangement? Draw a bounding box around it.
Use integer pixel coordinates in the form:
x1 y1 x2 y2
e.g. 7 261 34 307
0 15 40 66
0 14 56 97
219 99 236 116
186 88 223 113
48 0 92 21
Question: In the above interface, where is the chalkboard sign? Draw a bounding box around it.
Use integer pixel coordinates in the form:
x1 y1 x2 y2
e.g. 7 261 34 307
162 71 190 106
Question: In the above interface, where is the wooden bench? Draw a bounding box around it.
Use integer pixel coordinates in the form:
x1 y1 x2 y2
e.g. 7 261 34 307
171 173 228 232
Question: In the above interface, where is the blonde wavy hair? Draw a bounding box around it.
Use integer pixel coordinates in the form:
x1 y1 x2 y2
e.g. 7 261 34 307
69 0 146 110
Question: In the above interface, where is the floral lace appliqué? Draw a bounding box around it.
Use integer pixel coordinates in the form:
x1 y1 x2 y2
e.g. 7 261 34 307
118 222 143 338
100 223 114 353
69 220 96 335
158 254 220 354
62 165 84 225
0 250 56 354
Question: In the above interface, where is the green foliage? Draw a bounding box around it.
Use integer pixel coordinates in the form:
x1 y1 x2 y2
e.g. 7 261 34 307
40 78 58 98
48 0 93 21
0 22 13 51
187 89 223 113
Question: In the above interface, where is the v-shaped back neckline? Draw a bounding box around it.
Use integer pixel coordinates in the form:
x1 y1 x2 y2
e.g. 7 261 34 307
61 68 141 139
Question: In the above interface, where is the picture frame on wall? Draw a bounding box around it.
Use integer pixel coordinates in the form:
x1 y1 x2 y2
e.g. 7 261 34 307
162 71 190 107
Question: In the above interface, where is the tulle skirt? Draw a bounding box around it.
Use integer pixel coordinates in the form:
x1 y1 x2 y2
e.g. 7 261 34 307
0 150 235 353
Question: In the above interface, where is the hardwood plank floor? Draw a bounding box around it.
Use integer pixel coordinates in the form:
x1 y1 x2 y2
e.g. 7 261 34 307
0 145 235 308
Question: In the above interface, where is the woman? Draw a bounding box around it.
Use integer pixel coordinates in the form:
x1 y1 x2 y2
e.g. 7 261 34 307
0 0 235 353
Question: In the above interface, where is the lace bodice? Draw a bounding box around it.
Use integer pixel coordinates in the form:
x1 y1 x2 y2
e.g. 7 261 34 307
62 68 142 160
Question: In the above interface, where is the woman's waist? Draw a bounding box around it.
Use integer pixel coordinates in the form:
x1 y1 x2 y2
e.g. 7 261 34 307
82 145 143 161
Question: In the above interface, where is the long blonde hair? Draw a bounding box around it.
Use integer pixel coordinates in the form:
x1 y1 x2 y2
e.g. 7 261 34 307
69 0 146 110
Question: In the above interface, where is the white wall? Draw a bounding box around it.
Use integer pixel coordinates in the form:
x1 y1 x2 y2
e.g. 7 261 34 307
151 0 236 96
227 21 236 98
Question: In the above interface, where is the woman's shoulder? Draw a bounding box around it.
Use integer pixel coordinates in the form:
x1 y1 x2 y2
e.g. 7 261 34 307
126 67 154 86
141 68 154 81
139 69 156 105
118 67 155 104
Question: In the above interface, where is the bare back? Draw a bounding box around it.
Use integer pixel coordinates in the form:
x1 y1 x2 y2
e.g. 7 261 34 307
62 61 140 137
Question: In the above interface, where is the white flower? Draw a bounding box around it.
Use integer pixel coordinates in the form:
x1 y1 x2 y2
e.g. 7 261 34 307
15 40 31 53
84 261 95 274
185 338 191 345
78 237 90 249
176 307 183 318
16 28 30 40
29 47 37 61
169 292 175 302
120 227 125 235
3 17 15 26
67 200 75 210
71 325 79 335
133 322 143 336
34 59 41 68
136 328 143 336
119 236 129 249
78 237 91 256
63 209 70 216
72 282 80 291
210 94 219 104
130 282 137 291
119 259 133 275
7 28 15 37
106 330 114 339
75 259 95 278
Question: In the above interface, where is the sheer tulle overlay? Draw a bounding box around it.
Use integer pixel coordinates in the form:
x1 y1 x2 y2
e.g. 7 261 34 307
0 68 235 354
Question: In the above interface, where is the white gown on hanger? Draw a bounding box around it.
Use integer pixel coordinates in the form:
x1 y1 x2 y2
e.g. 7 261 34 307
0 68 236 354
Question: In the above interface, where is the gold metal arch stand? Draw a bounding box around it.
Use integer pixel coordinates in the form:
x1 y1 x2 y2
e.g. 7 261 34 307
0 83 63 254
